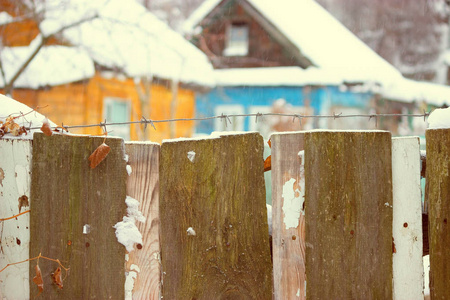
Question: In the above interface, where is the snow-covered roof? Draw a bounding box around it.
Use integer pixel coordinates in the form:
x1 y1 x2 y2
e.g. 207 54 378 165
184 0 403 85
213 66 342 86
0 37 95 89
381 78 450 107
39 0 214 86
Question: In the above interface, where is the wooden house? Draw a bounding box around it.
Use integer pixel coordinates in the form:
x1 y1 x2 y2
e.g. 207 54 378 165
0 0 214 142
184 0 450 137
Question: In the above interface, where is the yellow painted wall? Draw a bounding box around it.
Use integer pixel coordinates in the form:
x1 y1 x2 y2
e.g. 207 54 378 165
5 72 196 143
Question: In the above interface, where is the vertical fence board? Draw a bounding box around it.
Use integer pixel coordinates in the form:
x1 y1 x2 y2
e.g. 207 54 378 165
30 133 127 299
392 137 423 299
125 142 160 299
426 129 450 299
305 131 393 299
0 139 32 299
160 133 272 299
271 132 306 300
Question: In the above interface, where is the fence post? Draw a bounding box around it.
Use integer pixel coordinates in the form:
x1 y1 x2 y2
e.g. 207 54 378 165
125 142 160 299
29 133 127 299
305 131 393 299
426 128 450 299
392 137 423 299
159 132 273 299
271 132 306 300
0 139 32 299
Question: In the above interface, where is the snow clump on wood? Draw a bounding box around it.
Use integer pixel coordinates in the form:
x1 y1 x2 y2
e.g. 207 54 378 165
113 196 145 252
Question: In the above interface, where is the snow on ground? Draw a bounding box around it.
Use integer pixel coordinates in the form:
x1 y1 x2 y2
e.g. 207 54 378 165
428 107 450 129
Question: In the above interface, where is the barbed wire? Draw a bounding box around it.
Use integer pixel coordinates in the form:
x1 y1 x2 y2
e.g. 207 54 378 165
23 111 431 131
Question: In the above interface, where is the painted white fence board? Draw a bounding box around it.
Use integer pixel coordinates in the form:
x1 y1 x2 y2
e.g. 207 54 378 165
0 139 32 300
392 137 423 300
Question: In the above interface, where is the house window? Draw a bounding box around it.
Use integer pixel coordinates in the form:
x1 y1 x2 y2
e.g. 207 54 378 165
214 104 245 131
223 22 249 56
104 98 131 140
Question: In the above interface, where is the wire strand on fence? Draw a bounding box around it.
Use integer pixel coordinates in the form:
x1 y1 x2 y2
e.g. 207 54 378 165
24 111 431 131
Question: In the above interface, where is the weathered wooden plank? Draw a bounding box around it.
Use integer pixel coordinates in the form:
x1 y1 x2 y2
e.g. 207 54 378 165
125 142 160 300
160 132 272 299
305 131 393 299
30 133 127 299
271 132 306 300
0 138 32 300
391 137 423 300
426 129 450 299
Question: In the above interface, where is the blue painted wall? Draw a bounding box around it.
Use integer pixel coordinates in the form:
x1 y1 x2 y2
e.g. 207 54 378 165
195 86 374 134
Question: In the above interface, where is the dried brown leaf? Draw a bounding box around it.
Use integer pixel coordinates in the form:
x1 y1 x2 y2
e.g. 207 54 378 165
40 118 53 136
264 155 271 172
88 143 111 169
51 267 63 289
33 264 44 295
9 122 21 136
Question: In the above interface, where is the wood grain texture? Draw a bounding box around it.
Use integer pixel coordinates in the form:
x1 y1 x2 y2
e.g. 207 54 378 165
0 139 32 300
30 133 127 299
125 142 160 300
305 131 393 299
426 129 450 299
270 132 306 300
160 132 272 299
391 137 423 300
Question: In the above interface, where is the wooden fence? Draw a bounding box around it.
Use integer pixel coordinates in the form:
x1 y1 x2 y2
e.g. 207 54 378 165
0 130 446 299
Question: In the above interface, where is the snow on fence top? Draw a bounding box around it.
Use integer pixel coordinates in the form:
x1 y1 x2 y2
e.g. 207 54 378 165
428 107 450 129
0 94 56 139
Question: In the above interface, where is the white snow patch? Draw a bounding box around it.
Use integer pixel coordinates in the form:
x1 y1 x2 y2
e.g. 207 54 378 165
0 94 57 139
187 151 196 162
124 154 129 162
187 227 196 236
428 107 450 129
126 165 132 176
296 288 300 297
113 196 146 252
282 178 304 229
0 39 94 89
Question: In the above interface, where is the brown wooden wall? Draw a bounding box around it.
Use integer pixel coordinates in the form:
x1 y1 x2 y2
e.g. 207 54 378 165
195 2 300 69
3 72 195 143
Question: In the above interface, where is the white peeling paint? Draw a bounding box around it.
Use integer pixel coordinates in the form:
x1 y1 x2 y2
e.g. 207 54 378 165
187 151 196 162
282 178 304 229
0 139 32 299
126 165 132 176
83 224 91 234
296 288 300 297
130 264 141 273
125 270 138 300
392 137 423 300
